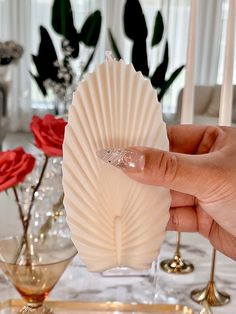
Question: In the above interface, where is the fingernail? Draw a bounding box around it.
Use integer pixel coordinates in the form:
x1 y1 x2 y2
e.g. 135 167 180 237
96 148 145 172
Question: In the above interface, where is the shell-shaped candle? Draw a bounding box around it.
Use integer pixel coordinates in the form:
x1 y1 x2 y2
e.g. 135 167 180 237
62 58 171 272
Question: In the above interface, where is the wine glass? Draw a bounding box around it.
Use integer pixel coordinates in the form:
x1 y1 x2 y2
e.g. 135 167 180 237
0 234 77 314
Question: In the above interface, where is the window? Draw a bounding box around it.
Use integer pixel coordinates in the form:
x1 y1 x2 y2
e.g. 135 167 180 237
0 0 235 126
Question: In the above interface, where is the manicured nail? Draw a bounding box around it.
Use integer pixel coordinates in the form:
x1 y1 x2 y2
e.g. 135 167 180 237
96 148 145 172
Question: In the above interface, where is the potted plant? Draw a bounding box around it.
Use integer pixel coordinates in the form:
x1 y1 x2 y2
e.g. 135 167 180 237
31 0 102 114
109 0 184 101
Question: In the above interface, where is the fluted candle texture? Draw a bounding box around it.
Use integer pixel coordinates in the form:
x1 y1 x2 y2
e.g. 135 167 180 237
63 58 171 272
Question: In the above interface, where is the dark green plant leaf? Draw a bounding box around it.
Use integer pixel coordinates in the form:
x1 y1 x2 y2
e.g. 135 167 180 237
52 0 77 41
38 26 58 63
151 11 164 47
124 0 147 40
52 0 79 58
32 26 59 81
30 72 47 96
32 55 50 81
151 41 169 88
132 40 149 76
66 37 80 59
80 10 102 47
80 49 96 80
108 29 122 60
158 65 184 101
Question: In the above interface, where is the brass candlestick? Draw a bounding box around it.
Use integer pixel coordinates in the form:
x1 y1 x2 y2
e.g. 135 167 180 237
191 248 230 306
200 300 213 314
160 232 194 274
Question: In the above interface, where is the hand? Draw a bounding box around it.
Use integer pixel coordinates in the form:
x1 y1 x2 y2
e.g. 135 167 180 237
97 125 236 260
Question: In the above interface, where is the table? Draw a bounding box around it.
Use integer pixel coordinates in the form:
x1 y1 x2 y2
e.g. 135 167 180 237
0 231 235 314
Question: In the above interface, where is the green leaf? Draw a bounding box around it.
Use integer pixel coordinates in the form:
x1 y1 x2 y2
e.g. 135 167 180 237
151 41 169 88
151 11 164 47
80 10 102 47
132 40 149 76
80 50 96 80
108 29 122 60
52 0 76 37
158 65 184 101
38 26 58 63
30 72 48 97
124 0 147 40
52 0 79 57
32 26 59 81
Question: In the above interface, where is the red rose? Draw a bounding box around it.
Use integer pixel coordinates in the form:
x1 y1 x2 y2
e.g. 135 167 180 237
0 147 35 192
30 114 67 157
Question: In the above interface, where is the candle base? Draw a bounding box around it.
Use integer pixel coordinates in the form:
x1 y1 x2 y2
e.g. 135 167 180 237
191 281 230 306
160 254 194 274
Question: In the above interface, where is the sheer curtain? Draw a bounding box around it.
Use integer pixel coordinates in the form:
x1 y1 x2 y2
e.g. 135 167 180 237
95 0 227 113
195 0 223 85
0 0 32 131
138 0 226 113
0 0 231 129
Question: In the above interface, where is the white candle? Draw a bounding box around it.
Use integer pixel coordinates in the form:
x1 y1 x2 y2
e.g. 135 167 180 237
181 0 197 124
219 0 235 126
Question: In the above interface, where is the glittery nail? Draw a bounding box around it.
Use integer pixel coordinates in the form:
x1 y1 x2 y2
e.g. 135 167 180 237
96 148 145 172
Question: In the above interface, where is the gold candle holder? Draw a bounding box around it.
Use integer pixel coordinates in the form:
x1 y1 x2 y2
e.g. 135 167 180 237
191 248 230 306
160 232 194 274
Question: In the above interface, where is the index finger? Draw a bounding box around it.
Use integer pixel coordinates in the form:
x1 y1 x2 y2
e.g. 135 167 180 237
167 125 217 154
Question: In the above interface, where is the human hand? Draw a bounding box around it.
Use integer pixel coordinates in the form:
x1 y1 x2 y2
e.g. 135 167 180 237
97 125 236 260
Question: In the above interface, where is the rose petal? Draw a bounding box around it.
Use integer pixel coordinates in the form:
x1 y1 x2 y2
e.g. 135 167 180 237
0 147 35 191
30 115 67 156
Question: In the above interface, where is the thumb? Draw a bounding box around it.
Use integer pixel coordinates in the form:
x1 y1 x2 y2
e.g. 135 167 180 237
97 147 214 196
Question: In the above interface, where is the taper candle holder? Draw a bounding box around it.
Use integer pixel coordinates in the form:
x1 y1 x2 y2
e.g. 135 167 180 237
160 232 194 274
191 248 230 306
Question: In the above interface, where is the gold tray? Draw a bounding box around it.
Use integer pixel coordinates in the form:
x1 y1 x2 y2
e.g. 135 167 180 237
0 300 194 314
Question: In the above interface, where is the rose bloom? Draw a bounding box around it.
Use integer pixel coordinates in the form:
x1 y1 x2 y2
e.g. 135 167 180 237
30 114 67 157
0 147 35 192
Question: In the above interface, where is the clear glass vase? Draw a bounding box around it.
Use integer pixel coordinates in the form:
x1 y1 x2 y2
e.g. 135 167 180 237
0 153 77 313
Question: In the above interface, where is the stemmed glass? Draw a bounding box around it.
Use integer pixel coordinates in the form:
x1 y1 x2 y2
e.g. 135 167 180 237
0 152 77 313
0 234 77 314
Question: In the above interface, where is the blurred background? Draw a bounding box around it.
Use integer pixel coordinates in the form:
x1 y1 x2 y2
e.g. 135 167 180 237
0 0 235 136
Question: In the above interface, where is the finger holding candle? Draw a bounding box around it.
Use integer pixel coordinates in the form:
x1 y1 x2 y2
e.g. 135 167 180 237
164 0 197 274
